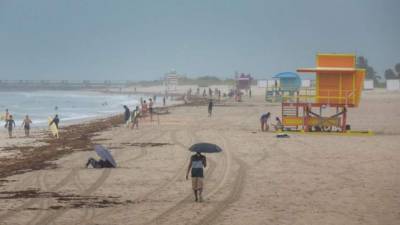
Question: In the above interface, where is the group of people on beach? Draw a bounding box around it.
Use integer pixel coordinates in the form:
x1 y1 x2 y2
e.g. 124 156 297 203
260 112 283 132
123 97 158 129
124 105 140 129
2 108 61 138
3 109 33 138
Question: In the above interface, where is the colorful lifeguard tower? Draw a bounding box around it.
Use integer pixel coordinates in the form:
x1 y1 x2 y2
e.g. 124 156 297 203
235 73 252 91
266 72 301 102
281 53 365 132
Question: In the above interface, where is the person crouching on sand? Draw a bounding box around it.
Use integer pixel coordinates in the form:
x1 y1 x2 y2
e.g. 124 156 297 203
21 115 32 137
186 152 207 202
85 158 115 168
5 115 16 138
260 112 270 132
273 117 283 131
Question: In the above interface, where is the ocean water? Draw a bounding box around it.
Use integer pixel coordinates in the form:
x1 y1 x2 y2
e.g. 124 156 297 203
0 91 143 127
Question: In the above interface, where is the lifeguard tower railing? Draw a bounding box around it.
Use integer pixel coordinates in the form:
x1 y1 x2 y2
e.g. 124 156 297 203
265 85 307 102
281 89 358 132
282 89 357 107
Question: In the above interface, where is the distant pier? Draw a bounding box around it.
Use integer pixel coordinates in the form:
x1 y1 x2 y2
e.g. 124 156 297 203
0 80 136 91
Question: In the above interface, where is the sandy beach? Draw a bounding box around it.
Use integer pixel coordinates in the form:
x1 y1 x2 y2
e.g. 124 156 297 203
0 87 399 225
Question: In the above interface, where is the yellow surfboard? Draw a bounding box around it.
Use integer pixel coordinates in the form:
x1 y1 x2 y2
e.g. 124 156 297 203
48 116 59 138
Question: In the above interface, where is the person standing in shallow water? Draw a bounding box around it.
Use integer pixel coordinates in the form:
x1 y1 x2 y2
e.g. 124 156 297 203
186 152 207 202
21 115 32 137
5 115 16 138
5 109 10 120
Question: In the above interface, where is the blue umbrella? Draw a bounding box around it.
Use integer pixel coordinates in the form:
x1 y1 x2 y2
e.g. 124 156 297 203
189 143 222 153
94 145 117 167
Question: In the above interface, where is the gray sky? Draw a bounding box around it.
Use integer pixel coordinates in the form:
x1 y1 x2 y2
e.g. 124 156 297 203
0 0 399 81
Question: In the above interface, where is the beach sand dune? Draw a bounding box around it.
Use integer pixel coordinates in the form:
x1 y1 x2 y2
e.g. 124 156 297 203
0 88 399 225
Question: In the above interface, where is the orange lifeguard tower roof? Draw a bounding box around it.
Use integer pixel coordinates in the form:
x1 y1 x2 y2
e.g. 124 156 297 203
298 53 357 73
296 53 365 107
297 67 357 73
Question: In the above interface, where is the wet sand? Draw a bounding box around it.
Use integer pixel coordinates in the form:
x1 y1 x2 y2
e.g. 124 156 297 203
0 88 399 225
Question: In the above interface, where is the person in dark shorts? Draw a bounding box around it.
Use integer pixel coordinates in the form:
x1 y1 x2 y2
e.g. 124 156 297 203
49 114 60 129
149 98 153 121
85 158 115 168
123 105 130 124
208 99 213 117
21 115 32 137
260 112 271 132
186 152 207 202
5 115 16 138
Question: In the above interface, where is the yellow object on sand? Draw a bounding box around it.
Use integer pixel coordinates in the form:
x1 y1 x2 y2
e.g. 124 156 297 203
276 130 374 136
48 116 59 138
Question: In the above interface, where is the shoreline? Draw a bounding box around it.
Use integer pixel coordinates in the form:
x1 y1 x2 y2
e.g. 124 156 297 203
0 88 399 225
0 114 123 180
0 92 190 181
0 89 185 128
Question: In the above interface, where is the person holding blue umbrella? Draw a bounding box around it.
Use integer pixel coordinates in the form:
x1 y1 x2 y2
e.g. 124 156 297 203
186 143 222 202
186 151 207 202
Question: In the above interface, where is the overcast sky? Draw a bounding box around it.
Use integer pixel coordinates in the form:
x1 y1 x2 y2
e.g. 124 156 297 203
0 0 399 81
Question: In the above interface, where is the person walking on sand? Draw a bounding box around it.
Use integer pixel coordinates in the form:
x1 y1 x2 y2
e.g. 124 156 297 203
49 114 60 129
260 112 271 132
163 96 166 106
131 106 140 129
149 98 154 121
21 115 32 137
186 152 207 202
208 99 213 117
123 105 130 125
142 100 148 116
5 115 16 138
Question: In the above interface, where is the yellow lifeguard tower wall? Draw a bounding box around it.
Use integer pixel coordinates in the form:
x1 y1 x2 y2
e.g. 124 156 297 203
315 54 365 106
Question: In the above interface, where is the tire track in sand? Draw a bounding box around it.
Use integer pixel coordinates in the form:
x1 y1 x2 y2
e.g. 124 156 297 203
25 130 149 225
192 131 248 225
142 122 237 225
0 167 78 221
76 130 169 225
138 127 217 225
31 128 160 225
78 127 194 225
